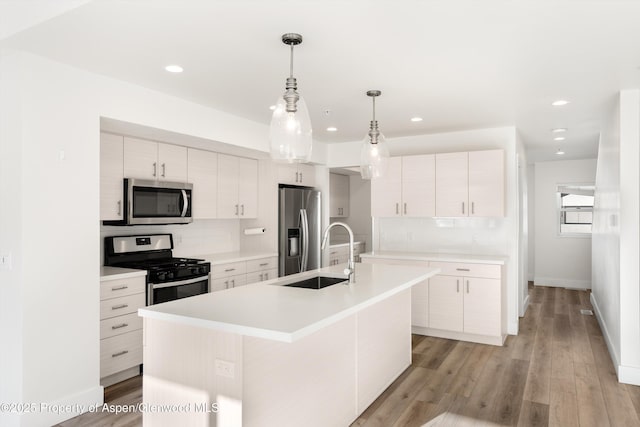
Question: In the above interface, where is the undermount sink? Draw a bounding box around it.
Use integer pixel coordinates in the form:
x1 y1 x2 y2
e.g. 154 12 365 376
284 276 348 290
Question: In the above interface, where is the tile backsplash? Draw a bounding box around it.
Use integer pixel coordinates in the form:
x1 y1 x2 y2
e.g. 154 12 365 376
100 219 240 264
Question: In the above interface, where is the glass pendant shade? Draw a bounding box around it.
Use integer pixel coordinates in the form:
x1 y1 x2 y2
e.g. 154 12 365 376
360 131 389 179
269 94 313 163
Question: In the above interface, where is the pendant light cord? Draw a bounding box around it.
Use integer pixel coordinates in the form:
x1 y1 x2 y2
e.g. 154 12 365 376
290 43 294 78
372 96 376 122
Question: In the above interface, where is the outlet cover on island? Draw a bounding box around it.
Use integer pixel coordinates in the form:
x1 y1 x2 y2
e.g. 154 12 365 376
215 359 235 379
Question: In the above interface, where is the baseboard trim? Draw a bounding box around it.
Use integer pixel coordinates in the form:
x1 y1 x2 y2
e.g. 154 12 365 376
619 365 640 386
20 385 103 427
520 294 530 317
590 293 622 374
534 277 591 289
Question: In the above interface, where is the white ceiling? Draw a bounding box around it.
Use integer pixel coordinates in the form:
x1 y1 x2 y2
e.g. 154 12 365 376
3 0 640 162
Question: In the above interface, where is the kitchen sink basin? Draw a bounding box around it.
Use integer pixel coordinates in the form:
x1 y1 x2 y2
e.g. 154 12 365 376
284 276 347 290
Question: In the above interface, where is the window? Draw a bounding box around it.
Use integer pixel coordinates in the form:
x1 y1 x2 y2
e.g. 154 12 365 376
557 184 594 236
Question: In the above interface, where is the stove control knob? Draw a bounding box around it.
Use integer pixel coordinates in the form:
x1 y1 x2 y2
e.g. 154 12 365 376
157 272 166 281
167 272 174 280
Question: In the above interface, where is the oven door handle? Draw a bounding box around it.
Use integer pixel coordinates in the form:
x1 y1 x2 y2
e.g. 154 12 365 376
151 276 207 289
181 189 189 217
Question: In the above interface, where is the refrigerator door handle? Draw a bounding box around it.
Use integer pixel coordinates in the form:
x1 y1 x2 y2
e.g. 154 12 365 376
299 209 309 272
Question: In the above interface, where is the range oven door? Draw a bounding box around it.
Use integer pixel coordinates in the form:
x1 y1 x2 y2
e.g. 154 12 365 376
149 276 209 305
126 178 193 225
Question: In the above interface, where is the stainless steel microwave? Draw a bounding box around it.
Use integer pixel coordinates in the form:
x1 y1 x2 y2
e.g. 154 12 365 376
103 178 193 226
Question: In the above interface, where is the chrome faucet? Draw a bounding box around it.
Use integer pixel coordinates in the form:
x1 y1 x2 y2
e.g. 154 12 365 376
321 222 356 284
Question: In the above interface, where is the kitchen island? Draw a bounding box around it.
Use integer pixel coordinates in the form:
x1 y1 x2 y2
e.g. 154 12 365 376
138 262 438 427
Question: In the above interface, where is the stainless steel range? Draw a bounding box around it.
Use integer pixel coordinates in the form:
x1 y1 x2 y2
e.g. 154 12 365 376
104 234 210 305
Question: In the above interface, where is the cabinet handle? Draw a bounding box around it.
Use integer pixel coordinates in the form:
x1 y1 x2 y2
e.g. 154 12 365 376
396 203 399 214
300 172 303 182
111 285 128 291
241 204 244 216
259 263 268 267
265 272 269 279
224 268 235 272
117 200 121 216
224 280 229 289
466 280 470 293
161 163 166 178
471 202 475 215
462 202 465 214
456 268 470 272
259 273 263 281
111 323 129 330
112 350 129 358
153 162 157 177
231 279 235 288
404 203 407 215
235 204 239 215
295 172 299 183
456 280 460 293
112 304 128 310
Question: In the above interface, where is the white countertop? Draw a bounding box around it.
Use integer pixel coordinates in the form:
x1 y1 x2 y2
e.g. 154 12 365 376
195 251 279 265
360 251 507 265
138 263 438 343
100 266 147 281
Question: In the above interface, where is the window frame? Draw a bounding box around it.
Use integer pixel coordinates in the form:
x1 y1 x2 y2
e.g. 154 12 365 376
556 183 595 238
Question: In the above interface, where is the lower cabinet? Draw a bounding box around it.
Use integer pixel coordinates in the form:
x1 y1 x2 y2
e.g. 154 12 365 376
328 242 365 265
362 256 504 346
99 274 146 386
210 256 278 292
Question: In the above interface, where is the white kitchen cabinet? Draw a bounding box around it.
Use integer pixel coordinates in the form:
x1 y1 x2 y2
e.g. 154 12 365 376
187 148 218 219
435 150 504 217
371 157 402 217
468 149 504 217
428 261 503 342
123 136 187 183
100 132 124 221
435 152 469 217
330 173 350 217
211 256 278 292
99 273 146 386
277 163 316 186
217 154 258 219
371 155 435 217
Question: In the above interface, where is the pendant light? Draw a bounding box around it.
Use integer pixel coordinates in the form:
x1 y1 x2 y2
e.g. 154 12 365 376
269 33 312 163
360 90 389 179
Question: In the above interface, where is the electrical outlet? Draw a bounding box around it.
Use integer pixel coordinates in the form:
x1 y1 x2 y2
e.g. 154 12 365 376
215 359 235 379
0 252 11 271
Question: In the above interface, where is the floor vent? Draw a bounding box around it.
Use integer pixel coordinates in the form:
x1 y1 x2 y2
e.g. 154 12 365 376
580 309 594 315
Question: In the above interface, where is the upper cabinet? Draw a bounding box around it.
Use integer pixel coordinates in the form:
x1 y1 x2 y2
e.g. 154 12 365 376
277 163 316 187
330 173 350 217
100 132 124 221
371 155 435 217
187 148 217 219
123 137 187 183
435 149 504 217
217 154 258 219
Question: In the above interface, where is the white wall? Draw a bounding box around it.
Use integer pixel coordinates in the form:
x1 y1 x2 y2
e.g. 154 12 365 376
592 90 640 386
533 159 597 289
327 127 523 335
516 132 529 316
0 50 281 426
527 164 536 281
591 94 621 378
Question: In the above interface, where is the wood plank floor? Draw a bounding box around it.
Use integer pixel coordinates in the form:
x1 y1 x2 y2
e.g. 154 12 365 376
56 284 640 427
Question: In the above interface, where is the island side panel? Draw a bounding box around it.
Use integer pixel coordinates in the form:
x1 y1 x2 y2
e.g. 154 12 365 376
242 315 358 427
357 288 412 413
142 318 243 427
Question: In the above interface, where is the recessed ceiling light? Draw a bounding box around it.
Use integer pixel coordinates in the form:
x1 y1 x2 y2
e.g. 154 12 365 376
552 128 567 133
410 117 423 122
327 127 338 132
552 99 570 106
269 105 276 110
165 65 183 73
554 136 566 141
556 149 565 155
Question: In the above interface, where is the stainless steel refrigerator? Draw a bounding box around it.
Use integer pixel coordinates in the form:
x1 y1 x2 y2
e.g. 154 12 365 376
279 185 322 276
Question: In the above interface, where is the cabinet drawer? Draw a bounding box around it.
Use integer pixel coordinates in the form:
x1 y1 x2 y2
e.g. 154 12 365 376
246 257 278 273
211 273 246 290
428 261 501 279
100 312 143 340
211 261 247 278
100 276 146 300
100 329 143 378
100 293 145 320
246 268 278 284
